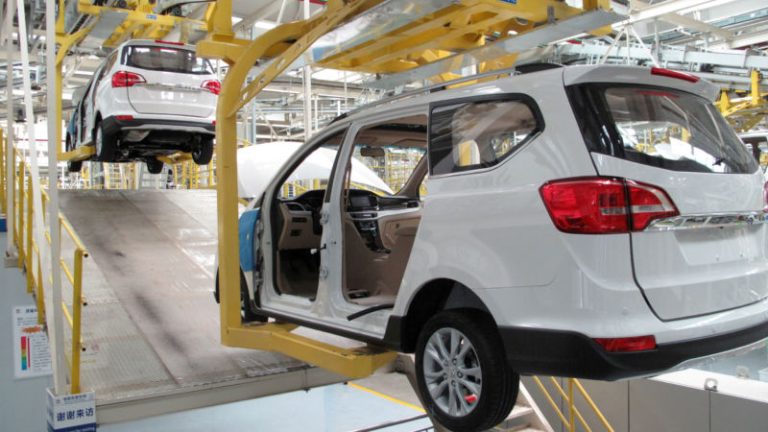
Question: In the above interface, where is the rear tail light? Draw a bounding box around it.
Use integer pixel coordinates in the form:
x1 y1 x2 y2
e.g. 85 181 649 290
202 80 221 95
763 181 768 213
112 71 146 88
627 180 678 230
540 177 679 234
594 336 657 352
650 67 700 83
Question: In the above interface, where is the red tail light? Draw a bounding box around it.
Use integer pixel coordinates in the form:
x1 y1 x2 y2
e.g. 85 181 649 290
763 181 768 213
626 180 678 230
650 67 700 83
540 177 679 234
111 71 146 88
594 336 656 352
202 80 221 95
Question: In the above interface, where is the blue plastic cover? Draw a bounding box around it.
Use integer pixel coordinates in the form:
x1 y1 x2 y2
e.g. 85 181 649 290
238 208 260 272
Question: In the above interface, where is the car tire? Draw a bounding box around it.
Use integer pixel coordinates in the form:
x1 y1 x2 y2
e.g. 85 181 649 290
415 310 519 432
191 138 214 165
215 268 268 323
145 158 164 175
66 135 83 173
68 160 83 173
95 121 116 162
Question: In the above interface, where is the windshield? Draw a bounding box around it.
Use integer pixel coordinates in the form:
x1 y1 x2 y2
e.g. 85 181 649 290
569 85 757 174
123 45 214 75
349 145 425 196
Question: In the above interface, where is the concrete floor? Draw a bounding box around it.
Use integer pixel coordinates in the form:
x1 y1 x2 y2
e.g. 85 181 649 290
100 375 429 432
1 228 431 431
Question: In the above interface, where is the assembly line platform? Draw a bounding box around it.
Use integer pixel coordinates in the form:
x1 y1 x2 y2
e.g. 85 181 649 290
58 190 355 423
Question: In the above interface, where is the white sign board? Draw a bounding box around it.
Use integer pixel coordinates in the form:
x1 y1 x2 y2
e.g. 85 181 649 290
46 389 96 432
12 305 52 379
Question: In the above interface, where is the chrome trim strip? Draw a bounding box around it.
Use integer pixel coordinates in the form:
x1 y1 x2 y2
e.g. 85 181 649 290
645 212 768 231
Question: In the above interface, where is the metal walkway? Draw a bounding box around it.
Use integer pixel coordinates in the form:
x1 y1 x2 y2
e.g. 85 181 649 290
58 190 351 424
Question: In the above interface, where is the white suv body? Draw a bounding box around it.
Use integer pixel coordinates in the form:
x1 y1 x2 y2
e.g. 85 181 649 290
67 39 218 173
229 65 768 431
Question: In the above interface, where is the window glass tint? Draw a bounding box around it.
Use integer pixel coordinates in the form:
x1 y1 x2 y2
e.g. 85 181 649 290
125 46 214 75
600 87 756 174
430 99 539 175
348 118 427 196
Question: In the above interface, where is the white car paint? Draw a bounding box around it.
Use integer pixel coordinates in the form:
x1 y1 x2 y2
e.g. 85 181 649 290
238 65 768 379
69 39 217 161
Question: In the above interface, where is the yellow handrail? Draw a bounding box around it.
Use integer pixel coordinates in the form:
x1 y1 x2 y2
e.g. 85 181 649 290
5 129 88 394
531 376 615 432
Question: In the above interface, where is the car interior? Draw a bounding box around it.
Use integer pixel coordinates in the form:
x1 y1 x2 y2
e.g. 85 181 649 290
271 116 428 309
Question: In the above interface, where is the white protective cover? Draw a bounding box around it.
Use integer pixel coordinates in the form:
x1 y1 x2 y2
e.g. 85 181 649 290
236 142 393 198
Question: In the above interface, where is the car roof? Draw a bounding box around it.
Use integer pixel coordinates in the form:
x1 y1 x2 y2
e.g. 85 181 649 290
339 65 718 126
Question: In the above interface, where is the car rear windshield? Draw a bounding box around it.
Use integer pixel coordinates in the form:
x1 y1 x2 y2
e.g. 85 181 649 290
568 84 757 174
123 45 214 75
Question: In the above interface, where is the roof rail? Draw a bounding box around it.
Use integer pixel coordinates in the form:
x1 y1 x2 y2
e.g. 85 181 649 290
332 63 564 123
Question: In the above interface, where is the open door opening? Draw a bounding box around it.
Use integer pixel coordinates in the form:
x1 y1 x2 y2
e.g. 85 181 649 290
271 131 345 300
340 116 429 309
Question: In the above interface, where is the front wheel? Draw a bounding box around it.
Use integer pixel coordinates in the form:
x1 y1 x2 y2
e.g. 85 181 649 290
215 269 268 323
415 310 519 432
145 158 164 174
191 138 214 165
66 135 82 173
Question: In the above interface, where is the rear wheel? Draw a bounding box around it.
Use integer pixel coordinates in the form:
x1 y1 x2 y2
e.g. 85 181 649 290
415 310 519 432
145 158 164 174
191 138 214 165
94 121 116 161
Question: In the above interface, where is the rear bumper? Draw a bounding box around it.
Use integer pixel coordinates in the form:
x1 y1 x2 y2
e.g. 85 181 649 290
501 319 768 380
102 116 215 137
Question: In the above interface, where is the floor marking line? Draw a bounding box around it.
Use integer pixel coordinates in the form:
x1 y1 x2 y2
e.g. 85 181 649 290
348 382 426 413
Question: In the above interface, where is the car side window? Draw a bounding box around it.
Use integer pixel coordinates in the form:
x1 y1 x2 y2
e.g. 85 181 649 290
429 96 541 175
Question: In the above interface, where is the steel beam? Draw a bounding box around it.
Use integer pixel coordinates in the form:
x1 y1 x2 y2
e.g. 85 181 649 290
629 0 739 23
557 42 768 70
366 9 625 89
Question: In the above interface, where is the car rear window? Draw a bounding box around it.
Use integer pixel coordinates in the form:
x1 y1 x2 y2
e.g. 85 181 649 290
123 46 214 75
568 84 757 174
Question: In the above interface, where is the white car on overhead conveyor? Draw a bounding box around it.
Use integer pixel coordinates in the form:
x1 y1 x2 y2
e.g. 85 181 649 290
220 64 768 432
66 39 219 174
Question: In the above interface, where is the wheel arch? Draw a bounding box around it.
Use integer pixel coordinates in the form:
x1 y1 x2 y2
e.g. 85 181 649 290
390 278 496 353
92 111 103 141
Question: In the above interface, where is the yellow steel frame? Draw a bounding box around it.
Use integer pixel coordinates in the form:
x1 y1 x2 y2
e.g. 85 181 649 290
5 129 88 394
317 0 585 74
716 69 767 133
532 376 615 432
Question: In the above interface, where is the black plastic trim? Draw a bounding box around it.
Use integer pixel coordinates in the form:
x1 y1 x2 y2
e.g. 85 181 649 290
347 304 395 321
499 319 768 380
101 115 215 137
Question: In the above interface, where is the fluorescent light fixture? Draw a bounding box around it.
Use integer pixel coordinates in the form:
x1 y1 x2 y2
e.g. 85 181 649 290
254 20 277 30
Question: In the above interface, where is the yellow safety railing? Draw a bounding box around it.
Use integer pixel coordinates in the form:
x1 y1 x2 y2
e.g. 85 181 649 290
531 376 615 432
6 131 88 394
